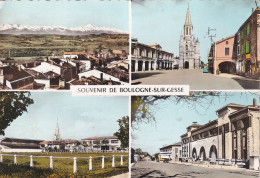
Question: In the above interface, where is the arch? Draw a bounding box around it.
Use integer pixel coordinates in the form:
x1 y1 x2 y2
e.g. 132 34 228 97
131 60 136 72
138 61 143 71
199 146 206 161
192 148 197 159
209 145 217 162
218 62 236 74
184 61 189 69
145 61 149 71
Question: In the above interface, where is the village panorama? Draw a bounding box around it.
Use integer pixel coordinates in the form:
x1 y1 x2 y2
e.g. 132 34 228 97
0 24 129 90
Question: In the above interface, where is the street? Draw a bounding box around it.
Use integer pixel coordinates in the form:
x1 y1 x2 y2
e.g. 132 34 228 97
131 161 259 178
131 69 260 90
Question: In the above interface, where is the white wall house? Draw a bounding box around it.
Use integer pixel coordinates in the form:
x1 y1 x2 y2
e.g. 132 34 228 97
78 69 120 82
32 62 61 75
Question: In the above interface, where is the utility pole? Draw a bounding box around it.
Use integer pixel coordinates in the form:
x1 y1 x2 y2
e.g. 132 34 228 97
207 27 217 75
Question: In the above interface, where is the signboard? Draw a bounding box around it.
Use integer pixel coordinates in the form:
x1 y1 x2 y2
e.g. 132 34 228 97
246 54 251 59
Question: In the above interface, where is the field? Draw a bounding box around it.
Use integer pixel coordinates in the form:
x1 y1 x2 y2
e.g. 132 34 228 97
0 34 129 59
0 152 128 177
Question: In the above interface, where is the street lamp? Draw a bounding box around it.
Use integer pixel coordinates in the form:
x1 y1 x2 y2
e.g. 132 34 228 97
207 27 217 75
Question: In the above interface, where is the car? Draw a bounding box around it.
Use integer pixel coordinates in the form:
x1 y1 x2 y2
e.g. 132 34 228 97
203 67 209 73
163 158 169 163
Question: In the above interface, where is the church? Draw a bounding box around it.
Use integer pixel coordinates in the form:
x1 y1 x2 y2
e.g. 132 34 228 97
179 6 200 69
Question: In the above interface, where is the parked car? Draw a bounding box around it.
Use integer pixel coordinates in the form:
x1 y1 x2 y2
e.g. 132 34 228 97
203 67 209 73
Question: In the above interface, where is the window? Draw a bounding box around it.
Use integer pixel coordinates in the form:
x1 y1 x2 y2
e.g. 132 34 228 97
247 23 250 36
237 33 240 42
241 45 244 55
241 30 244 40
237 45 240 55
226 41 229 45
225 47 230 56
246 41 250 54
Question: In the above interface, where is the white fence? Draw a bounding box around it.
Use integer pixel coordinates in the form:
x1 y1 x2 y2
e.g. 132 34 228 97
0 154 125 173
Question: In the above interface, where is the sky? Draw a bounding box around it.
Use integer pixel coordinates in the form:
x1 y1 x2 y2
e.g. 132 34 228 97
0 0 129 31
0 92 129 141
132 92 260 155
132 0 257 63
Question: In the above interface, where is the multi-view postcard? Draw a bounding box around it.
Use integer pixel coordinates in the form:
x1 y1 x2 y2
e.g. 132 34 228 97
0 0 260 178
0 0 129 90
0 92 129 177
131 0 260 90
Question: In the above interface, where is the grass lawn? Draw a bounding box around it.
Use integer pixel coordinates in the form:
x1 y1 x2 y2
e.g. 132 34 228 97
0 152 129 177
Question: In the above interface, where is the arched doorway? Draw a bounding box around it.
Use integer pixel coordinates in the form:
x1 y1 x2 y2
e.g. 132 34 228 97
245 60 251 73
138 61 143 71
184 61 189 69
131 60 136 72
145 61 149 71
218 62 235 74
209 145 217 162
192 148 197 160
199 147 206 161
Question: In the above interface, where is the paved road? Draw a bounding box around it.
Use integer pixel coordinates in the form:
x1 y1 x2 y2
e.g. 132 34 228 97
131 161 259 178
132 69 260 90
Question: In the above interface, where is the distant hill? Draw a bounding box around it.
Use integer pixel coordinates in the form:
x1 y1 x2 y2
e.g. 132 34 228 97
0 24 128 35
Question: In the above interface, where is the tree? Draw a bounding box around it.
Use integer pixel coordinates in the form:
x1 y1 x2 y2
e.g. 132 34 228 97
114 116 129 148
0 92 34 135
131 92 233 128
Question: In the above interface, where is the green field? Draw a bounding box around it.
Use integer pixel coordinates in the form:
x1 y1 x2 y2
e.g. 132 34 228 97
0 34 129 58
0 152 128 177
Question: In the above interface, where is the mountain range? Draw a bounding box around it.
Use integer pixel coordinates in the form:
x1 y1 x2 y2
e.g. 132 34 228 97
0 24 128 35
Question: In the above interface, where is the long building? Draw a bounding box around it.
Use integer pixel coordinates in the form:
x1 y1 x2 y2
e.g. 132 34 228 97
131 39 177 72
180 99 259 170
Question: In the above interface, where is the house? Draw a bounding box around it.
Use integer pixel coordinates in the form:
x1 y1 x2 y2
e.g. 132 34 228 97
159 142 182 161
0 65 44 90
81 136 122 151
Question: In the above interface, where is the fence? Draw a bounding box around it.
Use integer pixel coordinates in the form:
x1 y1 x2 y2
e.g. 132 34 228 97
0 154 125 174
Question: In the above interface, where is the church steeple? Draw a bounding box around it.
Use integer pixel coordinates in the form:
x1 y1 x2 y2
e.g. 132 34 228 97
184 5 193 37
53 119 62 141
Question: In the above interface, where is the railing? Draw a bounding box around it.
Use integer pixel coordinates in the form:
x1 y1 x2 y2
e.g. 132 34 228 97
0 154 125 174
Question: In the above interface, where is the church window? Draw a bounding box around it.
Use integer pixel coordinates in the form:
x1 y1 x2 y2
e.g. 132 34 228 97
225 47 229 56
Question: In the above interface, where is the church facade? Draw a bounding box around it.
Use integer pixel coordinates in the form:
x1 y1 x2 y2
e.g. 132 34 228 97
179 7 200 69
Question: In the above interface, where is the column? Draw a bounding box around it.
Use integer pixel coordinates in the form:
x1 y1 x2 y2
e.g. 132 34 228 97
30 155 33 167
50 156 53 169
135 60 138 72
101 156 105 169
112 155 115 167
14 155 17 164
120 155 123 166
154 61 157 70
73 157 77 173
148 61 151 71
89 156 92 171
142 61 145 71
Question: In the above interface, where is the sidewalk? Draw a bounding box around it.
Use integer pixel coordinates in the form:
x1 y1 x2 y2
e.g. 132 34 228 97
169 160 259 173
217 73 260 82
110 172 129 178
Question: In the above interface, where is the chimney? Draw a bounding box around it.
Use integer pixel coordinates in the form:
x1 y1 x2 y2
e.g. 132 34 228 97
100 73 103 81
253 98 257 107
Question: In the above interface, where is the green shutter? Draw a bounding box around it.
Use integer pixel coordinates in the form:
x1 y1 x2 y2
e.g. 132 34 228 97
247 24 250 36
241 30 244 40
246 41 250 54
241 45 244 55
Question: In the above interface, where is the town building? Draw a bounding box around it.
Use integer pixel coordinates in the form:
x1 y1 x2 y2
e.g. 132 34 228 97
208 7 260 79
179 6 200 69
159 142 182 161
0 137 43 152
81 136 122 151
208 35 235 74
180 99 260 170
131 40 176 72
